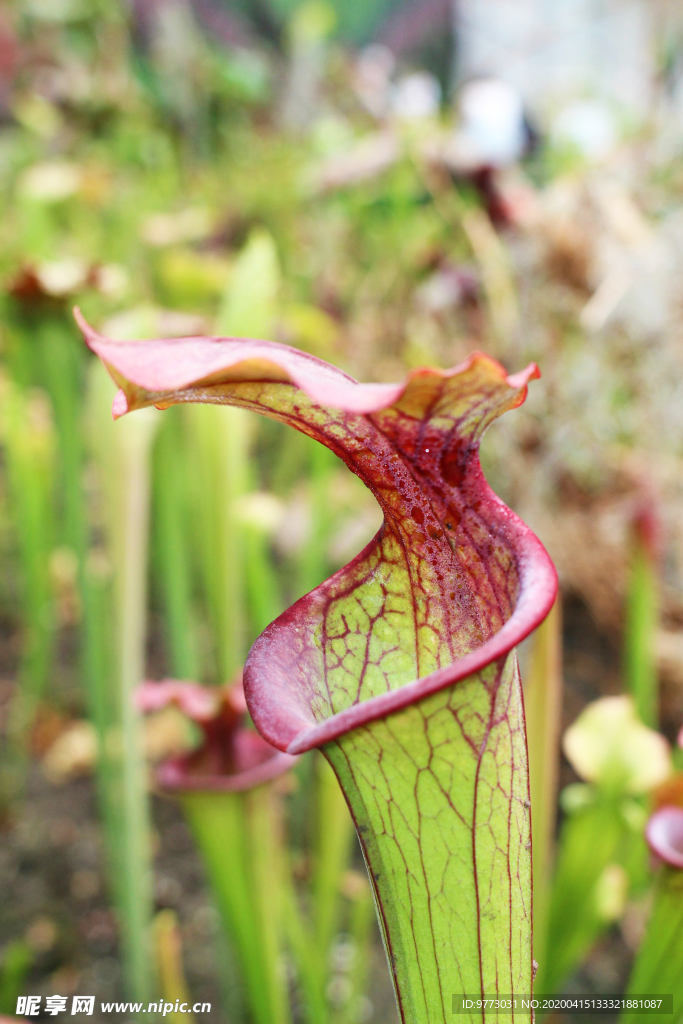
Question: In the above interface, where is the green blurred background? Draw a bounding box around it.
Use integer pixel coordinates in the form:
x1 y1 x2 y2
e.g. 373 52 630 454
1 1 683 1021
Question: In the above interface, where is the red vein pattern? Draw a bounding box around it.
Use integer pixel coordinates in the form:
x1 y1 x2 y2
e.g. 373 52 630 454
78 310 557 1024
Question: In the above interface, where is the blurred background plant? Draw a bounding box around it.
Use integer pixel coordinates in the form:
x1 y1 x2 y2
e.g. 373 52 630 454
1 0 683 1020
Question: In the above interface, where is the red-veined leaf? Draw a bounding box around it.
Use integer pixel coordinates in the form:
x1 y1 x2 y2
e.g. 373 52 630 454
78 309 557 1023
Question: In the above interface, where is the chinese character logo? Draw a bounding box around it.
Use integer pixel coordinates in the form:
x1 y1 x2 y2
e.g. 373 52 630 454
46 996 68 1016
71 996 95 1015
16 996 41 1016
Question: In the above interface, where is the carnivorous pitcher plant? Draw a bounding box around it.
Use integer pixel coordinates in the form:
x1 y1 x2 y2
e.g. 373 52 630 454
77 309 557 1023
137 678 296 1024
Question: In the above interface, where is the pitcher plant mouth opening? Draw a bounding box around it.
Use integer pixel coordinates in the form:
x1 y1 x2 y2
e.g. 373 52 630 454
76 306 557 754
248 513 556 755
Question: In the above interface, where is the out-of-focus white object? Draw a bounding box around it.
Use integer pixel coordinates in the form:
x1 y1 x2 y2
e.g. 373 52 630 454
35 259 88 296
455 77 528 168
552 100 618 161
20 160 82 202
354 44 395 119
24 0 87 21
233 492 285 534
536 174 670 339
391 72 441 120
280 0 336 129
141 206 212 247
454 0 653 120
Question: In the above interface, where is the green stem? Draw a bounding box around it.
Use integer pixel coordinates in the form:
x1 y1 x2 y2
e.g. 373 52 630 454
282 755 356 1024
152 410 200 679
296 442 335 599
82 552 121 873
154 910 195 1024
244 518 282 639
113 411 157 1004
30 321 126 879
622 869 683 1024
335 875 375 1024
0 380 56 770
182 789 291 1024
539 795 632 994
624 534 659 728
186 405 248 682
524 598 563 975
34 317 87 555
312 755 355 955
282 873 328 1024
87 363 157 1006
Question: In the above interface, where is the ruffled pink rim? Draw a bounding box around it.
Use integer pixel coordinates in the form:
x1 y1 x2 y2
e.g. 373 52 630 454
75 306 540 418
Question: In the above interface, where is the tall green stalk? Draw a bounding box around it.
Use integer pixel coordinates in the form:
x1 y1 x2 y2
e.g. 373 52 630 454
186 404 249 682
525 598 563 974
624 511 659 728
33 317 87 556
539 791 646 994
296 442 337 599
32 317 155 1000
88 362 158 1005
34 319 121 831
311 757 356 962
182 788 291 1024
153 410 200 680
158 228 290 1024
622 869 683 1024
0 378 55 784
339 878 375 1024
283 755 357 1023
3 312 121 849
154 910 195 1024
187 227 282 679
